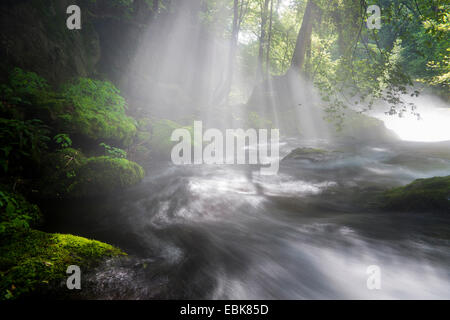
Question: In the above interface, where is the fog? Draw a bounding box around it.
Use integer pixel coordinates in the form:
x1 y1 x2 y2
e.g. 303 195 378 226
371 93 450 142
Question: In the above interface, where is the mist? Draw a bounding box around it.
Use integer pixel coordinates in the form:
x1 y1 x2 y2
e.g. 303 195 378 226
370 93 450 142
1 0 449 302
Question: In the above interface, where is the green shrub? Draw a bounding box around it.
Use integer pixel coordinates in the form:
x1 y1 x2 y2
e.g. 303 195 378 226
0 68 49 106
99 142 127 159
37 148 86 198
53 134 72 149
0 189 42 236
0 118 50 173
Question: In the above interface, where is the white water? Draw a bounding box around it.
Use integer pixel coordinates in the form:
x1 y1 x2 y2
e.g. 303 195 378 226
45 138 450 300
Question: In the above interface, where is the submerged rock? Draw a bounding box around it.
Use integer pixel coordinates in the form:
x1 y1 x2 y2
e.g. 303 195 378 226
283 147 337 162
382 176 450 213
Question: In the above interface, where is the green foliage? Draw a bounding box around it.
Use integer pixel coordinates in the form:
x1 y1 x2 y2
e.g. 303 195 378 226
53 134 72 149
0 68 53 120
99 142 127 159
221 0 449 119
38 148 85 198
0 70 67 123
8 68 49 96
0 68 49 106
61 78 137 147
382 176 450 213
0 118 50 173
0 189 42 237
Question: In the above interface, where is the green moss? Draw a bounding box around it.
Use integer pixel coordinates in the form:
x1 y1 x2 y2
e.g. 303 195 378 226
382 176 450 213
0 188 125 300
0 229 125 300
38 149 144 198
67 156 145 198
60 78 137 147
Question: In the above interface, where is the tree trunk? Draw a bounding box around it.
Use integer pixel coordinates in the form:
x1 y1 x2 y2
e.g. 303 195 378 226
266 0 274 77
153 0 159 15
288 0 317 74
212 0 244 105
224 0 240 103
257 0 270 79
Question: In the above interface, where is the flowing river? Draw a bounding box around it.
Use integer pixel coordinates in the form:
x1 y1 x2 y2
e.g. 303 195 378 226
42 138 450 300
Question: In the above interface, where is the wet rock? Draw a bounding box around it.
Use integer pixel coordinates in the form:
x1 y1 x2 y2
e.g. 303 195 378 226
282 147 337 162
382 175 450 213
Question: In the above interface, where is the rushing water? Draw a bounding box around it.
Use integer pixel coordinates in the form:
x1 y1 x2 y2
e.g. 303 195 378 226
42 139 450 300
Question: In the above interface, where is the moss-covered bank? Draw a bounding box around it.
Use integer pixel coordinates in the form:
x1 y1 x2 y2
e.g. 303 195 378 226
382 176 450 213
0 188 125 300
0 229 125 300
0 68 143 299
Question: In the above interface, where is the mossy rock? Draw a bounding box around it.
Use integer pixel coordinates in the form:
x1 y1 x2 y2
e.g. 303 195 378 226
337 111 398 142
0 229 125 300
382 176 450 213
149 119 193 160
67 156 145 198
59 78 137 147
0 188 125 300
38 149 144 199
